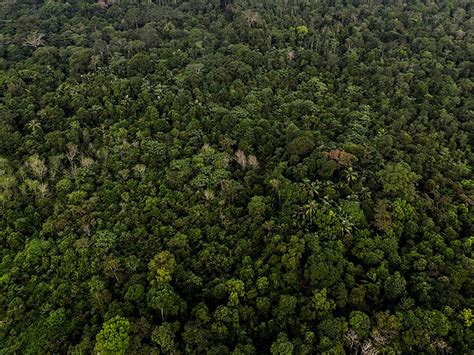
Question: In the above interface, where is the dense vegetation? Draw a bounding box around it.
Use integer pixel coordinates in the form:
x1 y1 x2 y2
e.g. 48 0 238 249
1 0 473 353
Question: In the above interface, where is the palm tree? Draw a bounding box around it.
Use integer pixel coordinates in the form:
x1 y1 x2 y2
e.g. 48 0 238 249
303 200 318 225
302 179 320 199
338 207 355 236
345 167 359 185
23 32 45 48
26 119 42 133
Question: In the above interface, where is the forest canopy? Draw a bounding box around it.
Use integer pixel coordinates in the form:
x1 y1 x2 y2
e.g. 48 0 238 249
0 0 473 353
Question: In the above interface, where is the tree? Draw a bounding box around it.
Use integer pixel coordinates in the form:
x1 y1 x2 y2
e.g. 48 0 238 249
148 251 176 286
324 149 355 169
384 272 406 299
248 195 267 223
152 322 179 353
23 32 44 48
147 285 184 321
377 162 420 202
274 295 297 322
349 311 371 339
296 25 309 39
94 316 130 354
242 11 259 28
271 332 294 355
303 200 318 225
26 155 47 179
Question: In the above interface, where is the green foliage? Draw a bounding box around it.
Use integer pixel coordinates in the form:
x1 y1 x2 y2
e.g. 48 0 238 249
377 162 421 202
312 288 335 318
461 309 473 328
147 285 184 319
295 26 309 40
94 316 130 354
151 322 178 353
271 333 294 355
0 1 472 353
124 284 145 303
148 251 176 286
349 311 371 338
384 272 407 299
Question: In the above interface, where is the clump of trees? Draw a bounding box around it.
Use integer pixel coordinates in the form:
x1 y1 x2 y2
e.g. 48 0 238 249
0 0 473 353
